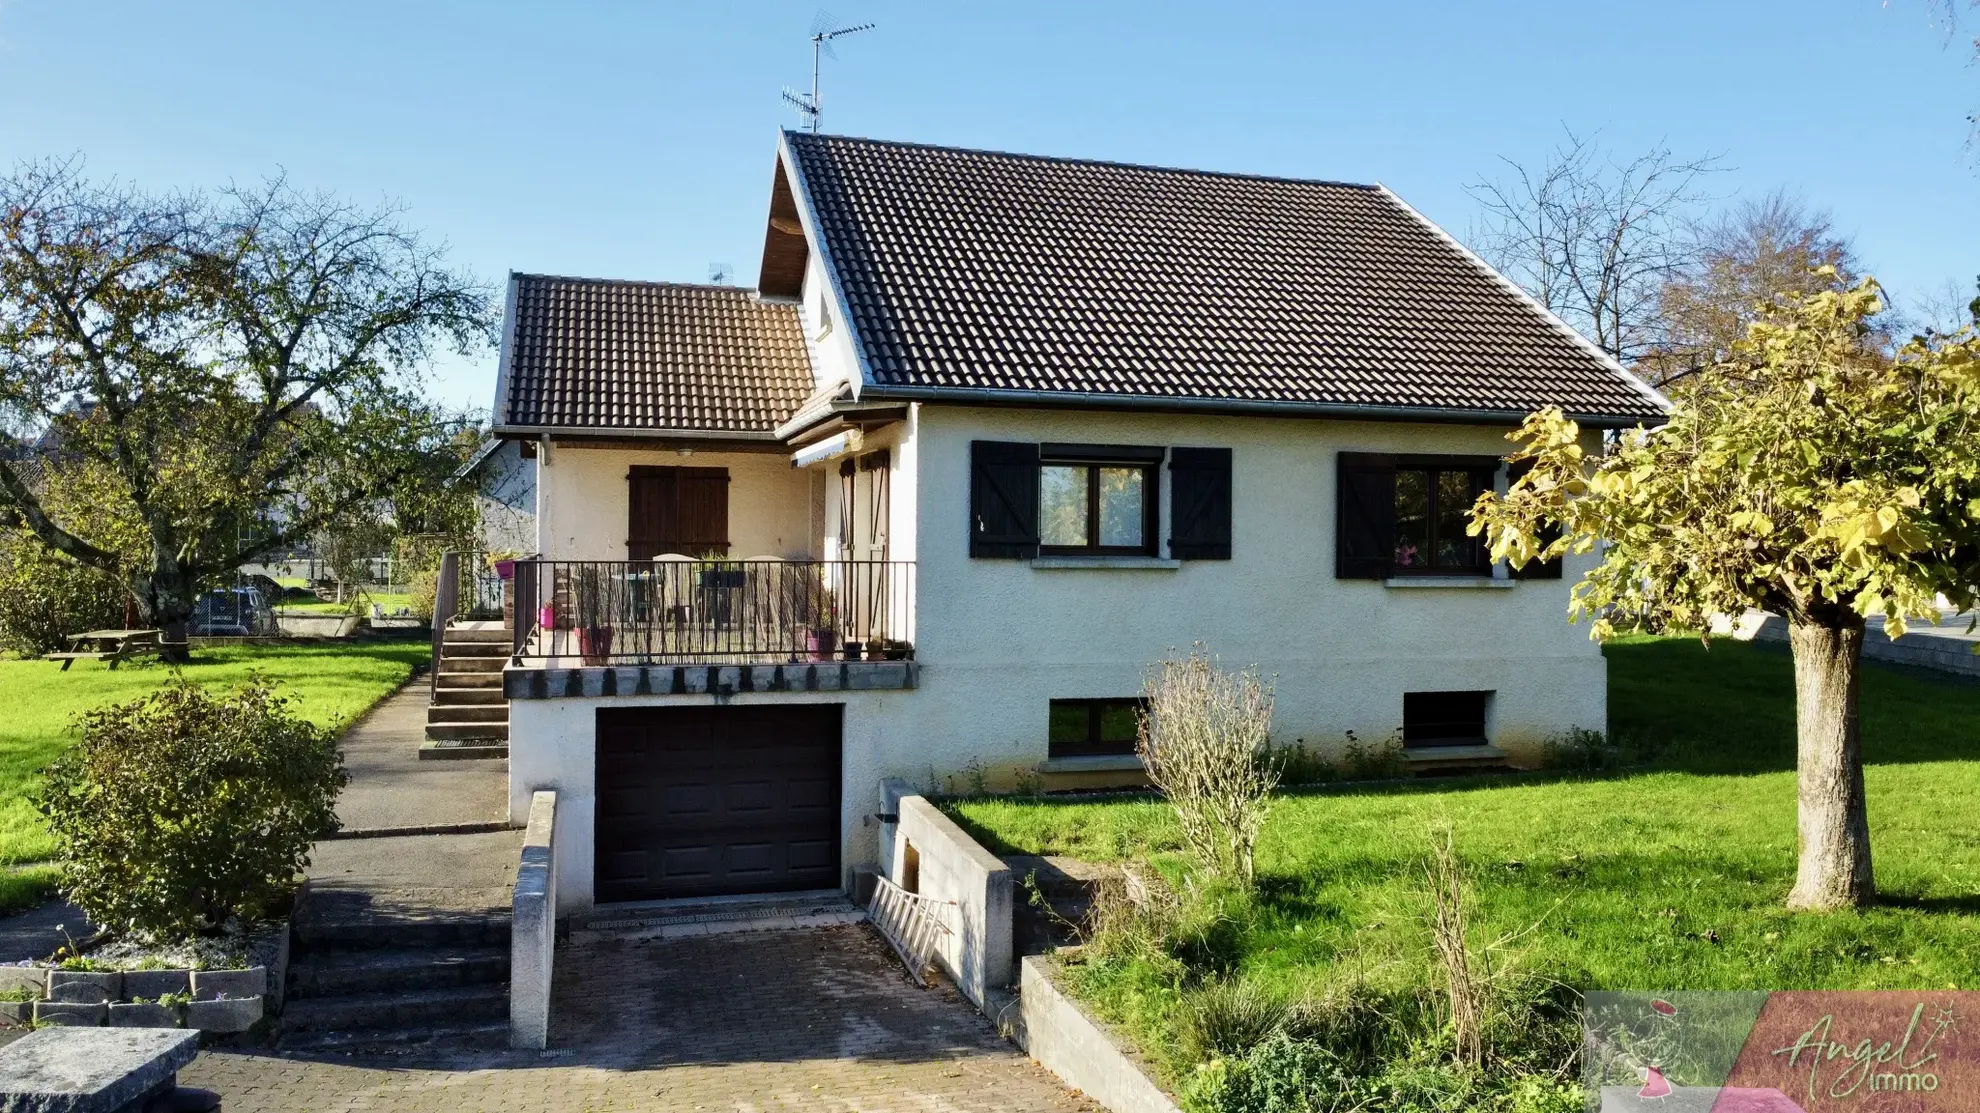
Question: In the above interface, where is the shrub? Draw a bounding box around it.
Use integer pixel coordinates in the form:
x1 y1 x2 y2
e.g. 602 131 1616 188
0 534 127 656
35 677 346 937
1268 739 1337 787
1538 727 1623 772
1340 728 1409 781
1138 645 1278 886
1184 1029 1360 1113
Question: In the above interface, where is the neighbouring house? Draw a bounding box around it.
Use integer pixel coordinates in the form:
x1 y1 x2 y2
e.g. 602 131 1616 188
485 132 1668 912
460 436 538 555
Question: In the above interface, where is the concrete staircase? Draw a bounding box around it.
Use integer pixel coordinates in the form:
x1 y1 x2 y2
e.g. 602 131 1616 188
423 621 510 760
277 913 512 1055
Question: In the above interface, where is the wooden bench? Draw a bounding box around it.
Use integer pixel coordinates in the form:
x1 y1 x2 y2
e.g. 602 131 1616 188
44 630 166 671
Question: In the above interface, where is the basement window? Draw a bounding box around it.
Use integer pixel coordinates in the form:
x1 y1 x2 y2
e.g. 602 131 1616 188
1402 691 1491 748
1049 698 1145 759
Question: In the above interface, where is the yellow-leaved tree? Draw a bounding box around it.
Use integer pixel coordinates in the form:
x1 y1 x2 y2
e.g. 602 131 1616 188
1472 273 1980 910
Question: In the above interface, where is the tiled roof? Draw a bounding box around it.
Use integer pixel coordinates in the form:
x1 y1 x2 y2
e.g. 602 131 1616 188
782 133 1665 424
497 276 813 434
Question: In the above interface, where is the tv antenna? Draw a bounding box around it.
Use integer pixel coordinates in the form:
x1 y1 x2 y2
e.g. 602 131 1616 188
780 11 874 133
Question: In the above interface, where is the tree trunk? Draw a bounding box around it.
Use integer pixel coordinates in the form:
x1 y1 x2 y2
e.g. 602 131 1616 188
1785 620 1874 910
131 560 200 664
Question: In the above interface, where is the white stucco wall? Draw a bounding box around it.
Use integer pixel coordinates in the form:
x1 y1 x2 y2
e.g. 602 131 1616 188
475 440 536 555
899 405 1608 784
508 402 1611 910
534 445 815 561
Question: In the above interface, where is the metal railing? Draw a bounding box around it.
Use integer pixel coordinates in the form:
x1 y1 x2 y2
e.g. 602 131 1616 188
510 558 914 665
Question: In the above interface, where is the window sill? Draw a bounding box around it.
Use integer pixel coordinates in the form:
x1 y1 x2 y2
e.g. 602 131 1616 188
1035 755 1146 774
1031 557 1182 571
1383 576 1514 589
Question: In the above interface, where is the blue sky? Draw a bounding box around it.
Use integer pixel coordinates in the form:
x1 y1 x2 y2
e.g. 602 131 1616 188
2 1 1975 411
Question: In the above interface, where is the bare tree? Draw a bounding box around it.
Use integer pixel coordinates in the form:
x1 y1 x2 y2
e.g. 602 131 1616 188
1907 274 1980 335
1917 0 1979 142
1137 645 1277 888
1467 130 1723 365
1641 191 1864 387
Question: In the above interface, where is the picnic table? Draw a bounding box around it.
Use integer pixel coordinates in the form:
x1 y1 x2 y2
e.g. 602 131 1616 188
43 629 166 671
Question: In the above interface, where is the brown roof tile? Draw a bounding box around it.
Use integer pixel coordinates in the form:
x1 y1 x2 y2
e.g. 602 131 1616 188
782 133 1665 424
497 276 813 434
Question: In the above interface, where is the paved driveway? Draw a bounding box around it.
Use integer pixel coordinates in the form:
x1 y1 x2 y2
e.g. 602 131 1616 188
183 925 1096 1112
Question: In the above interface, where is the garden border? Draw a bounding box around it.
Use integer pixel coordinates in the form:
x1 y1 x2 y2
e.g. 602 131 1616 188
1016 954 1181 1113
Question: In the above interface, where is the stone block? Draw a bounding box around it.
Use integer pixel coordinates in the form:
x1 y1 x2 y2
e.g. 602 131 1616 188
32 1000 105 1026
0 967 47 998
189 966 265 1001
107 1002 180 1029
0 1027 199 1112
47 970 121 1004
0 1001 32 1025
184 994 262 1033
121 969 191 1000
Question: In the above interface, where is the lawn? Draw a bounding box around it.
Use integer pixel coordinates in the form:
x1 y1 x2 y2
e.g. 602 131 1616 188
0 643 426 907
949 635 1980 1084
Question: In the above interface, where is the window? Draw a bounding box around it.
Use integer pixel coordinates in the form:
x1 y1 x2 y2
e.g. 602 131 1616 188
1402 690 1491 748
970 441 1228 561
1049 698 1145 758
1037 445 1163 557
1337 454 1499 579
1391 466 1491 574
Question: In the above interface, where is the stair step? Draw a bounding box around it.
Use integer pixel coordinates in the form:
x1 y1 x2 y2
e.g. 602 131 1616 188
419 739 510 761
427 704 507 724
439 656 505 674
295 915 511 952
425 721 509 742
275 1020 512 1055
280 983 509 1033
441 641 511 658
443 626 513 644
433 688 507 706
437 671 504 688
289 946 510 998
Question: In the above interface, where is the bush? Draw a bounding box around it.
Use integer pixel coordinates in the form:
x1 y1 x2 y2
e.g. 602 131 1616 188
35 677 347 937
1538 727 1624 772
0 534 127 656
1139 645 1278 886
1340 728 1409 781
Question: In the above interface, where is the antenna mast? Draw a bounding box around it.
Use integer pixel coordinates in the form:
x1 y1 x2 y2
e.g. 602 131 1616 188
781 13 874 133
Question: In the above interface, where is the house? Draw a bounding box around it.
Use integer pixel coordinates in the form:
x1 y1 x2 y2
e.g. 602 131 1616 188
485 132 1668 913
458 436 537 556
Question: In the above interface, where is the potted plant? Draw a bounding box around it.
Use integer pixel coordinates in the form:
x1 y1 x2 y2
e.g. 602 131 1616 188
803 576 839 661
573 566 614 665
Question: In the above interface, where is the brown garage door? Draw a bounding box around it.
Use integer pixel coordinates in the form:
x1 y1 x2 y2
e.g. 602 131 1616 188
594 705 842 903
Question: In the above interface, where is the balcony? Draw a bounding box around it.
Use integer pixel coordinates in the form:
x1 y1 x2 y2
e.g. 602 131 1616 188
499 558 917 697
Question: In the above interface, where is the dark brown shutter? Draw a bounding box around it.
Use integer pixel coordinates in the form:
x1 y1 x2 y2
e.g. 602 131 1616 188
627 466 729 559
1169 447 1232 560
1336 453 1395 579
676 467 730 556
970 441 1039 558
1506 462 1562 580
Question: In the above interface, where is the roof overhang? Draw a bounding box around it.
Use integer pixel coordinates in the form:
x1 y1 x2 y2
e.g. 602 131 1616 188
854 383 1665 430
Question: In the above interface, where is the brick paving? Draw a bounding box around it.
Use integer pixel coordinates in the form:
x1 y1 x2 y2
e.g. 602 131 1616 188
182 924 1096 1112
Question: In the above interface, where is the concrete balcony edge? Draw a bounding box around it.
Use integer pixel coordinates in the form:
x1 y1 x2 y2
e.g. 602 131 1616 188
504 660 919 700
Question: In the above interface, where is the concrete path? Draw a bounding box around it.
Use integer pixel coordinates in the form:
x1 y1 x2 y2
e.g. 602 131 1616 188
183 924 1095 1113
333 683 507 831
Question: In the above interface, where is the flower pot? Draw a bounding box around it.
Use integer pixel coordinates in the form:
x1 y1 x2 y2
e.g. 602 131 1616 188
806 629 839 661
578 626 614 666
494 560 516 580
538 604 557 631
840 640 863 661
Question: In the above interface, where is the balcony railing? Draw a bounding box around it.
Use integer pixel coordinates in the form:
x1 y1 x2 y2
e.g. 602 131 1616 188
510 558 914 665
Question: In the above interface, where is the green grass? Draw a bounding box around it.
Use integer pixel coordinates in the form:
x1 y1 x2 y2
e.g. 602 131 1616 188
275 591 415 615
0 643 426 869
951 635 1980 1071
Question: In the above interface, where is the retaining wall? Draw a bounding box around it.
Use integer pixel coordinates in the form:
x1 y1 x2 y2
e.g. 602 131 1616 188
510 790 557 1049
877 781 1013 1009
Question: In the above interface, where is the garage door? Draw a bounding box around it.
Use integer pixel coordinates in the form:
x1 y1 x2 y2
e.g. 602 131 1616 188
594 705 842 903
